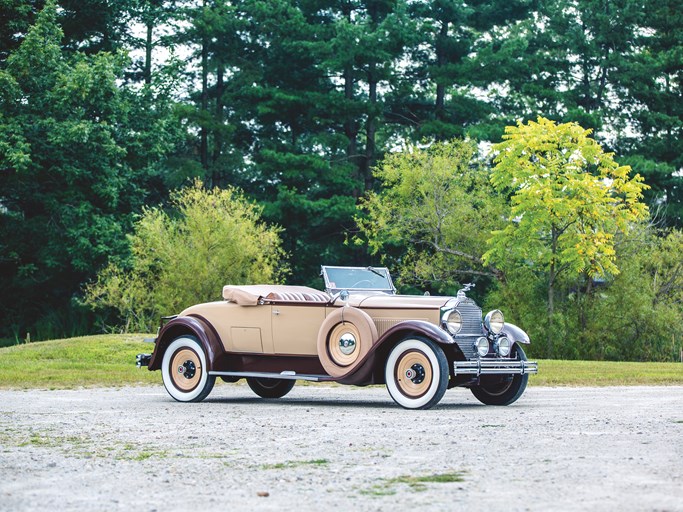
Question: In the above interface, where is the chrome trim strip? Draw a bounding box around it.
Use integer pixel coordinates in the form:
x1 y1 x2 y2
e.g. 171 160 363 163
209 370 336 382
453 359 538 376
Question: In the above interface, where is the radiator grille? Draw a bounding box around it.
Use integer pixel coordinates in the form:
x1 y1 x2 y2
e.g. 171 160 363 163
454 299 483 360
455 299 482 336
455 337 478 360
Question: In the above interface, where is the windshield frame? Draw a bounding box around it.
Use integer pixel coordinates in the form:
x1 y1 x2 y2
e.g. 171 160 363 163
320 266 397 295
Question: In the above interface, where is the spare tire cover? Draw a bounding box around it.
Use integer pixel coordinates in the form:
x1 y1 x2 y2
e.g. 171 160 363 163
316 307 379 378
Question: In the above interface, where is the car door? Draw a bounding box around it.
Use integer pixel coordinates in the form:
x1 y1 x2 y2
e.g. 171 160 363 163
271 304 325 356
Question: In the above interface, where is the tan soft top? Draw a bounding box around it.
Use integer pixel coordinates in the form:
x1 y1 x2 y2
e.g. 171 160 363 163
222 285 331 306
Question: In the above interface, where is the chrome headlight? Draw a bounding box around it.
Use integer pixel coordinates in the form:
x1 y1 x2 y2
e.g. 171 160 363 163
497 336 511 357
484 310 504 334
441 309 462 335
475 337 489 357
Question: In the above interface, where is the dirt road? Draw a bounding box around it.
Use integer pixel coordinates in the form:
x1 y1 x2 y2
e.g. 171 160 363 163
1 384 682 511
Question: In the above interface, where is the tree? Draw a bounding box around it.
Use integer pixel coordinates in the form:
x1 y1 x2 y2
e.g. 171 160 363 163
617 0 683 227
484 117 649 351
0 0 181 340
357 139 505 292
84 181 287 332
393 0 537 142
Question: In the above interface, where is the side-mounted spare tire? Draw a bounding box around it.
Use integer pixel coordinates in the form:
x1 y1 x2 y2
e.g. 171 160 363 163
316 307 378 378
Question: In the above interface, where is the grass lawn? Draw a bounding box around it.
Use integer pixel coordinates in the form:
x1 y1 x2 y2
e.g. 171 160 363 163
0 334 159 389
0 334 681 389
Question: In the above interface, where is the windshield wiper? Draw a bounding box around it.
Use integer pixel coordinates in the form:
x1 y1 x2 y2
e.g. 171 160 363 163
366 266 384 278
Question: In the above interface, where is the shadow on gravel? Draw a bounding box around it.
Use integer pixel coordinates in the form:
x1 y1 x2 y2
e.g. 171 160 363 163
198 395 486 410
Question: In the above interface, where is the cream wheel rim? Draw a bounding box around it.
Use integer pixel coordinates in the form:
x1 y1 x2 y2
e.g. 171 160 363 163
170 348 201 392
394 350 432 399
328 322 362 366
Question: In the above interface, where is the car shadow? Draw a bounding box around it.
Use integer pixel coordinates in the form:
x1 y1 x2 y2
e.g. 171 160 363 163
202 395 485 410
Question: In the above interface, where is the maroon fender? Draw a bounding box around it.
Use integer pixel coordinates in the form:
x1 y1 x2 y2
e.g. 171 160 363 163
338 320 455 385
148 315 224 372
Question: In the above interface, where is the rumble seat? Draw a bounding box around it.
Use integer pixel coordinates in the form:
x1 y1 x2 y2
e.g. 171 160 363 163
222 285 330 306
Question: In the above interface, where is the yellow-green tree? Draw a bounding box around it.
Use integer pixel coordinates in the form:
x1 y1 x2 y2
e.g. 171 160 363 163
357 139 506 291
484 117 649 351
85 181 287 332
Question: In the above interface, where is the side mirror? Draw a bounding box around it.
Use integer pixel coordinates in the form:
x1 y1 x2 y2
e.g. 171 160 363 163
340 290 349 303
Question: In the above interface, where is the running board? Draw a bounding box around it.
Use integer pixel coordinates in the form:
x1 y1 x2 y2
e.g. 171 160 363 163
208 370 336 382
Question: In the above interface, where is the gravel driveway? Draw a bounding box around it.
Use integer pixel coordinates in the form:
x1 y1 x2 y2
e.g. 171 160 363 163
1 383 682 511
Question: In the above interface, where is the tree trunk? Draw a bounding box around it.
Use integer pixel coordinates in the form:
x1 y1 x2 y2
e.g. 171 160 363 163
362 63 377 193
212 64 224 187
435 20 448 122
547 226 558 354
144 21 153 85
344 63 359 197
200 0 209 173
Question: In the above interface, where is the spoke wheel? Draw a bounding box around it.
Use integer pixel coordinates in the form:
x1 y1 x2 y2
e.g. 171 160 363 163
470 345 529 406
385 337 448 410
161 336 215 403
246 378 295 399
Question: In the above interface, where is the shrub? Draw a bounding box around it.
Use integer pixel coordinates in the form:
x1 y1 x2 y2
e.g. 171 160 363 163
84 181 287 331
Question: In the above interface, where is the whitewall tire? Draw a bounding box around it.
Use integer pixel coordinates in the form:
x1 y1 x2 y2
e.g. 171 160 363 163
385 337 449 410
161 336 215 402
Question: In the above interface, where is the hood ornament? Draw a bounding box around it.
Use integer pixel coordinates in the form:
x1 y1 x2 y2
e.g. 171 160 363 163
456 283 475 300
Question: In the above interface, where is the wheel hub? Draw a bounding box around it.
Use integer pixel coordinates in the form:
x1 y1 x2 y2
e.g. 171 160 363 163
405 363 425 384
177 360 196 379
338 332 357 355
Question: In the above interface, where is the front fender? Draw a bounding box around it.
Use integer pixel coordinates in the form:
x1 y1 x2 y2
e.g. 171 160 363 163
337 320 454 385
503 322 530 344
377 320 455 346
148 315 224 371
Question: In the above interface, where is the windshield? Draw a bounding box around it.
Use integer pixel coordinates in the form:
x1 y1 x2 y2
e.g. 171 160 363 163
321 266 396 294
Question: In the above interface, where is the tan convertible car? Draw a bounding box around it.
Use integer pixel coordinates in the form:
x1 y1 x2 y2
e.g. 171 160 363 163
137 266 537 409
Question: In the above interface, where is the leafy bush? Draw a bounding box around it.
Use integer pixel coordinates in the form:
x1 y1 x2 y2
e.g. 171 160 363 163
85 181 287 331
486 228 683 361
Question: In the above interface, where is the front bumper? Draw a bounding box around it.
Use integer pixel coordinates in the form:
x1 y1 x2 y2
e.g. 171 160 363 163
454 358 538 376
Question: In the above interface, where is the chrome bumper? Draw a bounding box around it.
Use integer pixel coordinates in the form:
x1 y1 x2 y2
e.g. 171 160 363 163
454 359 538 376
136 353 151 368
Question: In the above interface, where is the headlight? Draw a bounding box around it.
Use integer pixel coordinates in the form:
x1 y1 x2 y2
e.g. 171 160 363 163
484 310 504 334
497 336 511 357
441 309 462 335
475 337 489 357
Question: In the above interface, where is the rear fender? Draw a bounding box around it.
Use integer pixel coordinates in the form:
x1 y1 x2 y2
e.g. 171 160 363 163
148 315 224 371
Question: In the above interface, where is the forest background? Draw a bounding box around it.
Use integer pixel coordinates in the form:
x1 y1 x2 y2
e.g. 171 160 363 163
0 0 681 361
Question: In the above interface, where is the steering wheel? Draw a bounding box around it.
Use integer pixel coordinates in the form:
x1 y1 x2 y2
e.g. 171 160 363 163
351 279 373 288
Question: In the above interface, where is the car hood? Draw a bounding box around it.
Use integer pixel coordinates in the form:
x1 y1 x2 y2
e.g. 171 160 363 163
344 293 453 309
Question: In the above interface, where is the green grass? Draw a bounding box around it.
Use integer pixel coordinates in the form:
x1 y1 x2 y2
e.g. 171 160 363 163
530 359 683 387
260 459 329 470
0 334 159 389
0 334 681 389
361 471 466 495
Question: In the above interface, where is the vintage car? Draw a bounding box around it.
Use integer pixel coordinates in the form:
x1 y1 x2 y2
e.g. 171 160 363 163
137 266 537 409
